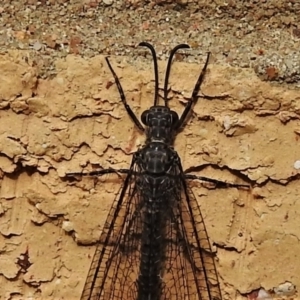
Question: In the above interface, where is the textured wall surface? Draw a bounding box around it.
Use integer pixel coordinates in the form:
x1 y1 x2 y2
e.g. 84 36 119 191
0 50 299 299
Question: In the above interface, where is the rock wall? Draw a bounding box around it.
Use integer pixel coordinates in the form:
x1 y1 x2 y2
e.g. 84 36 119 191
0 50 299 299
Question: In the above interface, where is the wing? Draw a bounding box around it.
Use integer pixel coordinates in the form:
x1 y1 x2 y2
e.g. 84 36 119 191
160 173 222 300
80 162 144 300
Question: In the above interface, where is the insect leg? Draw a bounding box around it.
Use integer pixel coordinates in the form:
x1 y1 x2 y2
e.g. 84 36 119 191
105 57 144 132
184 173 250 189
66 168 130 177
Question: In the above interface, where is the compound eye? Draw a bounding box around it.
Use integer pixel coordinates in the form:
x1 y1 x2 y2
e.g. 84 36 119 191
171 111 179 125
141 110 150 125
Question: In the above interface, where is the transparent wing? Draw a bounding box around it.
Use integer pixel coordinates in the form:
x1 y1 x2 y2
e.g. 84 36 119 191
81 163 144 300
80 162 221 300
160 174 222 300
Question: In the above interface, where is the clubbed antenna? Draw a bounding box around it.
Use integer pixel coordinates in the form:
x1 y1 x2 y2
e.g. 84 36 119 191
163 44 190 107
139 42 159 106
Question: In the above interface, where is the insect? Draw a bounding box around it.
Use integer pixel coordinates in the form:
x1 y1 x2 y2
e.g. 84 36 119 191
67 42 249 300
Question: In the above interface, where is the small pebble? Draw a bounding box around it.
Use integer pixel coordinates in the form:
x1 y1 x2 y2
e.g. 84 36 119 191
293 160 300 170
103 0 113 6
33 41 42 51
274 282 296 296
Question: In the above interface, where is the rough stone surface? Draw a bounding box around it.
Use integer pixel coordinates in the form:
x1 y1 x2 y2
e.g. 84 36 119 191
1 0 300 85
0 49 299 300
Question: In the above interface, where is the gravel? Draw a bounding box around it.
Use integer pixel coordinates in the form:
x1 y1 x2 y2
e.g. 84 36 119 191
0 0 300 85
